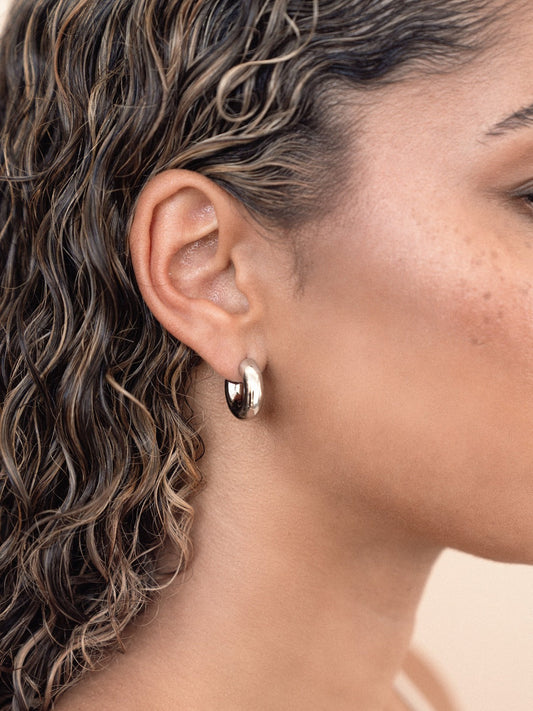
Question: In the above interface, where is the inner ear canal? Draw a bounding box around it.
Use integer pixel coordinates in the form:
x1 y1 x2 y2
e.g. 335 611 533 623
170 232 249 314
209 261 249 314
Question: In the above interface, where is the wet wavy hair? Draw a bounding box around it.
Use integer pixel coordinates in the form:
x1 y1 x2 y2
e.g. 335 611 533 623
0 0 498 709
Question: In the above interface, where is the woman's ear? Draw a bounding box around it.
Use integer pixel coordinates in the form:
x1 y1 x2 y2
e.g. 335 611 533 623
129 170 266 381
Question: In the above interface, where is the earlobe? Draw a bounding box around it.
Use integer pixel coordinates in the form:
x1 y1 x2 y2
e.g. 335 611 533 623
129 170 265 381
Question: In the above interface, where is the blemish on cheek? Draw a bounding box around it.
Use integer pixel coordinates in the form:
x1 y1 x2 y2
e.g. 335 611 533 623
483 291 492 300
470 336 488 346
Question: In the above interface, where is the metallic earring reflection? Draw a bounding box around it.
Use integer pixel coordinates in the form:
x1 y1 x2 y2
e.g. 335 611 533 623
225 358 263 420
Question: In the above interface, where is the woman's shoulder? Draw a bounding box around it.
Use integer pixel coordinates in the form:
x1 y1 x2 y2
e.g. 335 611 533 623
392 648 459 711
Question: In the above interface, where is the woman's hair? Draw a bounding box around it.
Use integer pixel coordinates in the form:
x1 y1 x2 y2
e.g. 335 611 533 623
0 1 499 709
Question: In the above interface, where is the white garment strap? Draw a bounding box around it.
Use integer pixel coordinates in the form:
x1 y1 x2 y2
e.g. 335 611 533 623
394 670 438 711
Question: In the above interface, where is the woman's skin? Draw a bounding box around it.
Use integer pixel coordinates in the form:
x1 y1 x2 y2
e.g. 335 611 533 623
58 4 533 710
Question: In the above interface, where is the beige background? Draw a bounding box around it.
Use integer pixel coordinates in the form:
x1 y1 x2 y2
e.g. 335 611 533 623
413 550 533 710
1 0 533 707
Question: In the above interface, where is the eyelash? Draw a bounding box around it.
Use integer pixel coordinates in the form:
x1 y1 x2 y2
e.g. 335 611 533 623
521 194 533 213
510 184 533 214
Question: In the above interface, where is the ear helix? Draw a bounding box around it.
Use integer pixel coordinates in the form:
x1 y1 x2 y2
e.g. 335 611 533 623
224 358 264 419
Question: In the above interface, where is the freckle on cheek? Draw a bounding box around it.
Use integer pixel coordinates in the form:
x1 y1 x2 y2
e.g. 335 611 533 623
483 292 492 300
470 336 487 346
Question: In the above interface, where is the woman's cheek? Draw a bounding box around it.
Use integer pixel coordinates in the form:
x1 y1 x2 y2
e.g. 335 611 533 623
348 198 533 374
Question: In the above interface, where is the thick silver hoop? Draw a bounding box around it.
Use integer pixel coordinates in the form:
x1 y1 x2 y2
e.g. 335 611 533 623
224 358 263 420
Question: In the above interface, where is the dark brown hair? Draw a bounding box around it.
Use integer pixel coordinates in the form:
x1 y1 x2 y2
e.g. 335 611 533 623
0 1 497 708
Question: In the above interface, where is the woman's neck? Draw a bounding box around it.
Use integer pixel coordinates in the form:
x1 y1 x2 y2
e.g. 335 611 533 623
57 397 440 711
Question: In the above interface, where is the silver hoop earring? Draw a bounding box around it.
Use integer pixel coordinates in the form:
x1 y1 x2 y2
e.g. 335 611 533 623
225 358 263 420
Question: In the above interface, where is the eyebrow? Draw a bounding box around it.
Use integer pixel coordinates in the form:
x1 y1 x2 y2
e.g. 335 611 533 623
486 103 533 138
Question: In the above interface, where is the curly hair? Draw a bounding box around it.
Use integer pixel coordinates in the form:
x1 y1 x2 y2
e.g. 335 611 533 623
0 1 500 709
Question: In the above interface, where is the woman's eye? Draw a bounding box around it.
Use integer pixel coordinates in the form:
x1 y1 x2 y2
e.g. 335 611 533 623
523 194 533 210
517 191 533 212
510 181 533 212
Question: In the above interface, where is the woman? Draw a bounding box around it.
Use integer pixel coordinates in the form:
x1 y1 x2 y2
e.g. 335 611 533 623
1 0 532 709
